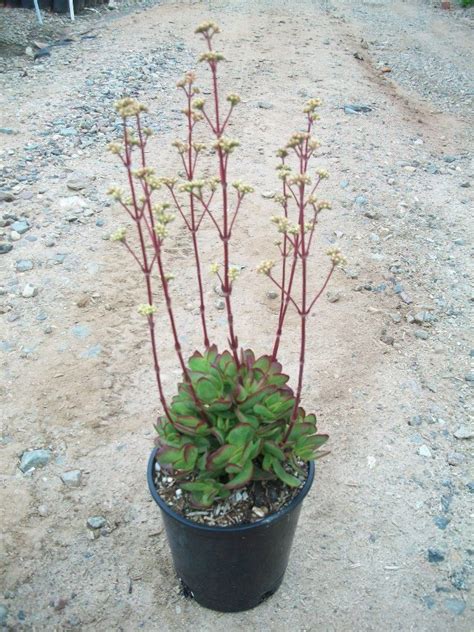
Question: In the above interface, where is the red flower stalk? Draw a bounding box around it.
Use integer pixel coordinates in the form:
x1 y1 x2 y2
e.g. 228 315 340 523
257 101 346 442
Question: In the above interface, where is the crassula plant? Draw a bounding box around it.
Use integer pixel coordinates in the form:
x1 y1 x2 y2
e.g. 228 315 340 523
108 22 345 510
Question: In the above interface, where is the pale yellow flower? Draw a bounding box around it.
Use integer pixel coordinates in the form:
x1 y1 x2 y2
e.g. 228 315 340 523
257 260 275 275
110 227 126 242
326 247 347 266
138 304 157 316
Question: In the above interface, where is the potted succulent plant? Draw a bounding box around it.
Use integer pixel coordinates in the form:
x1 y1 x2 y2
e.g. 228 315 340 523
108 22 345 613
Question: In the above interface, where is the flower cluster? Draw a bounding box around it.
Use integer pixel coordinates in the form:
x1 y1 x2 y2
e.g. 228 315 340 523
145 175 163 191
172 140 189 154
107 142 122 155
226 93 241 106
192 98 206 110
133 167 155 180
232 181 254 195
137 304 157 316
288 173 311 186
303 98 322 113
257 260 275 275
326 247 347 266
286 132 310 149
213 137 240 154
271 215 290 233
107 186 123 201
276 165 292 180
176 71 198 89
115 98 148 118
199 51 225 63
316 168 329 179
110 227 127 242
179 179 206 193
192 142 207 153
153 202 175 224
159 177 178 188
194 21 220 35
229 266 240 281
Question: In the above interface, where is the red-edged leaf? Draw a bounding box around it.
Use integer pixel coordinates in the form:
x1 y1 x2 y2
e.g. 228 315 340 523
206 444 237 471
225 460 253 489
272 460 301 487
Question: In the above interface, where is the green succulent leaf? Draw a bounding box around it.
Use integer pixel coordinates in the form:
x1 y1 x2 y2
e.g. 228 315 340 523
272 459 301 487
173 415 207 437
227 423 255 446
253 403 276 421
206 444 237 471
195 378 220 403
156 446 182 465
188 354 210 373
225 460 254 489
263 440 285 461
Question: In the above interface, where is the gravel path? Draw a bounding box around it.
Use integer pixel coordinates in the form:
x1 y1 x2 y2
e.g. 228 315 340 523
0 1 472 630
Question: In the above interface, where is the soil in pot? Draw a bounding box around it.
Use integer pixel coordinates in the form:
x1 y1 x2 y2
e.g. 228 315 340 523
153 459 309 527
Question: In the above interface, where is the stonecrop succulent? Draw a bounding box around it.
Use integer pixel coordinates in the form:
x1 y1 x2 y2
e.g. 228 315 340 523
108 21 345 511
156 347 328 506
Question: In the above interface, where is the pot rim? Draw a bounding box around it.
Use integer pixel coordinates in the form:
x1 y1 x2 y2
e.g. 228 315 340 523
147 446 315 533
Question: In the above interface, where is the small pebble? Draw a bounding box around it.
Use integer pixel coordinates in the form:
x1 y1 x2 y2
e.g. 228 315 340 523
327 291 341 303
418 445 432 458
415 330 429 340
427 548 445 563
87 516 106 530
15 259 34 272
434 516 450 530
257 101 273 109
0 243 13 255
0 605 8 625
408 415 423 427
61 470 82 488
453 426 473 440
443 598 465 615
21 283 37 298
447 452 465 466
19 449 52 472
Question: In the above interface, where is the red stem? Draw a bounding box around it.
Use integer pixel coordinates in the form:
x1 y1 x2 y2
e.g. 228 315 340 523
205 45 240 365
122 120 170 420
184 87 210 349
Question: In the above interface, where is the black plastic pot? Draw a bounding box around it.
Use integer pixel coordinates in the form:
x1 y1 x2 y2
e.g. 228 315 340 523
52 0 84 13
147 447 315 612
21 0 52 8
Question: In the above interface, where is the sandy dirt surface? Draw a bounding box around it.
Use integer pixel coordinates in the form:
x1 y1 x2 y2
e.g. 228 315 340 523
1 0 473 630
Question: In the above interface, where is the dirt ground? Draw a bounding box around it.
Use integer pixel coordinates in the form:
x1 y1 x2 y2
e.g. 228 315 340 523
1 0 473 630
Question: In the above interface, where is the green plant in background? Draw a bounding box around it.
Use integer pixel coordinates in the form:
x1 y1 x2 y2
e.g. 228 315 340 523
108 22 345 508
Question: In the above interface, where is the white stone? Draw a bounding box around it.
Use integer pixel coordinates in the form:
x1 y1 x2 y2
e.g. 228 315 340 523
418 445 432 458
22 283 37 298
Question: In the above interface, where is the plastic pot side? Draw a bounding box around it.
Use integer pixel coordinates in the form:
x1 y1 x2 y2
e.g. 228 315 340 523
147 447 315 612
